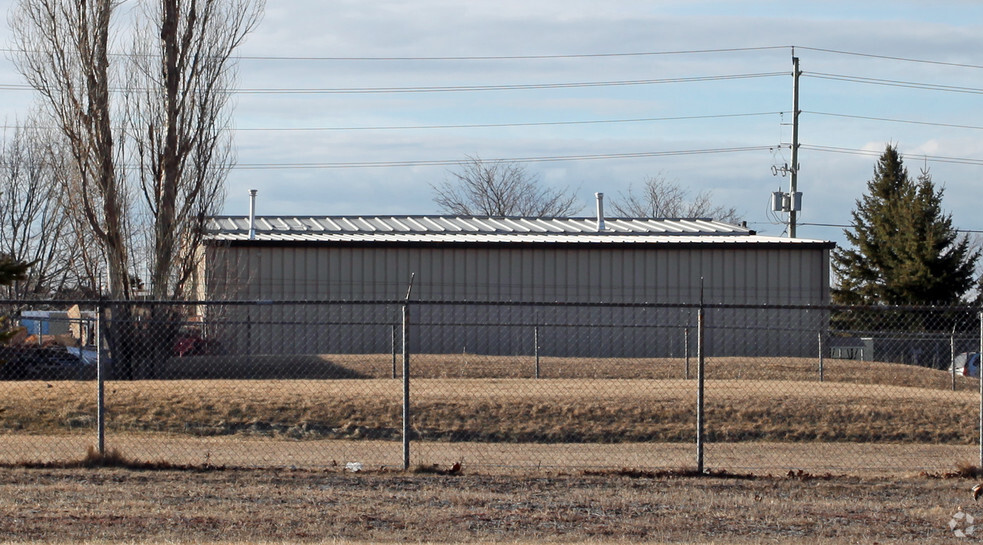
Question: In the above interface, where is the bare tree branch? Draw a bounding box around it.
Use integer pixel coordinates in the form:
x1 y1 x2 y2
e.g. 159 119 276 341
432 156 582 217
12 0 263 301
0 116 81 298
609 175 742 223
126 0 263 299
11 0 131 299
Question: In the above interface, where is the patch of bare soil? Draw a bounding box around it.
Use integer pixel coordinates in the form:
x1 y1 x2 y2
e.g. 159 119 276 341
0 466 976 544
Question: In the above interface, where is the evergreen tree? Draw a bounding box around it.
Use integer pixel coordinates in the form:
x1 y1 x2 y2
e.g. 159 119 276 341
832 145 978 306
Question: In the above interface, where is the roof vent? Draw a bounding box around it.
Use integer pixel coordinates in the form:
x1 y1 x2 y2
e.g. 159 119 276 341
595 192 605 232
248 189 257 240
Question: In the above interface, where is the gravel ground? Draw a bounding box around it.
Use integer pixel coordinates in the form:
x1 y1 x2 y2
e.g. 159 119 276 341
0 465 978 544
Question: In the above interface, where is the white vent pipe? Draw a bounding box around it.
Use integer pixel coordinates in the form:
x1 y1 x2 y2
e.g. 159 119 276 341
248 189 257 240
595 192 605 232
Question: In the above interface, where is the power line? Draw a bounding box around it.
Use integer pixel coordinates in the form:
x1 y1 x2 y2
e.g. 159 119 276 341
219 112 783 132
228 46 983 70
2 43 979 69
805 111 983 131
807 72 983 95
236 46 790 62
3 113 983 167
0 45 791 62
795 46 983 70
797 222 850 228
4 44 970 68
2 44 981 166
0 111 782 133
799 222 983 234
4 109 978 136
235 72 788 94
2 109 978 135
230 145 774 170
802 144 983 166
0 144 770 171
0 71 787 95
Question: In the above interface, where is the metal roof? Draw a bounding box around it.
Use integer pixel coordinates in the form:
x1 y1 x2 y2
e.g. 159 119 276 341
205 215 833 246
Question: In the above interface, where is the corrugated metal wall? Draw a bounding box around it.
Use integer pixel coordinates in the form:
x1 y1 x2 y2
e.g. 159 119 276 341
205 243 830 305
202 242 830 358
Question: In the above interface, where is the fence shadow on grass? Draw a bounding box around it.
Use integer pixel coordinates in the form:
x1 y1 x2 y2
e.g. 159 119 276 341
160 354 367 380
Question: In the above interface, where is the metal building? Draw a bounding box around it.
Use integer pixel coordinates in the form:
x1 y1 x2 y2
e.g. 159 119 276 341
201 213 834 357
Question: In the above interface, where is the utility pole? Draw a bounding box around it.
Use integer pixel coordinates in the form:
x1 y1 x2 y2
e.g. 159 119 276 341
769 55 803 235
789 55 801 238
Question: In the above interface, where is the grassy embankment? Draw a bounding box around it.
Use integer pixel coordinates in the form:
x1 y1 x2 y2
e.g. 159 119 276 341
0 355 976 444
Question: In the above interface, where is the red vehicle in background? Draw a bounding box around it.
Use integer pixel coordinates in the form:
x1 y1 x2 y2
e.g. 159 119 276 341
173 331 222 358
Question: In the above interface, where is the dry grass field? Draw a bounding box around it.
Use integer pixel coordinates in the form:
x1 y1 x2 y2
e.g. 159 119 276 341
0 354 978 473
1 354 977 440
0 465 980 544
161 352 981 387
1 376 975 443
1 355 982 543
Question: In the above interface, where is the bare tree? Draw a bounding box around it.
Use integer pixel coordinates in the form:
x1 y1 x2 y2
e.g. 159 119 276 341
126 0 262 300
610 175 742 224
121 0 262 378
433 156 582 217
59 154 114 297
11 0 131 299
12 0 262 301
12 0 263 379
0 118 77 298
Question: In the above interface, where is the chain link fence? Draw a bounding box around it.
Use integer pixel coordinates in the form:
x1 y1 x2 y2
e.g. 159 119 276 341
0 298 979 474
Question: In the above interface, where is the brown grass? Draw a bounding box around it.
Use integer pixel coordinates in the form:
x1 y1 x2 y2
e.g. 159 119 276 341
164 352 983 391
0 465 976 544
0 354 977 445
0 436 975 475
0 355 977 479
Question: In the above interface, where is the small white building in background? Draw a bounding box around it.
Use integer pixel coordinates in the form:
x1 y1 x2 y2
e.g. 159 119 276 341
200 214 835 357
18 306 96 344
18 310 72 336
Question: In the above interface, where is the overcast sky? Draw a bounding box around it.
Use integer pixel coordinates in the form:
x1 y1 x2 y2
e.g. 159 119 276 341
1 1 982 248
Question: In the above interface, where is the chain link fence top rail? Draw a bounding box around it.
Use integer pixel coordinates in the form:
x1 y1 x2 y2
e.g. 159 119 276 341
0 298 980 474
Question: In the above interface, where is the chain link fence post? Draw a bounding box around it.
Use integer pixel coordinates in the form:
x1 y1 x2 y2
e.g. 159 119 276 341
402 274 415 471
402 301 410 470
696 283 705 473
96 301 105 456
978 311 982 470
534 326 540 379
